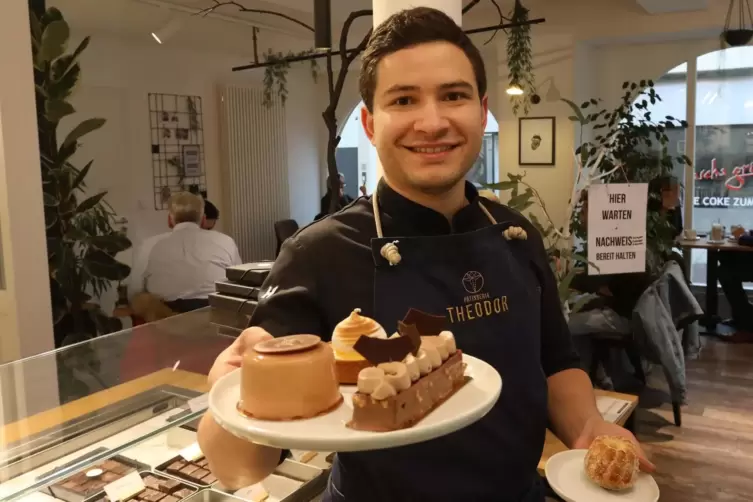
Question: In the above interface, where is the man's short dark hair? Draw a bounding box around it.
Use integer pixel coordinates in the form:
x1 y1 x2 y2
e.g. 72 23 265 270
359 7 487 112
204 200 219 220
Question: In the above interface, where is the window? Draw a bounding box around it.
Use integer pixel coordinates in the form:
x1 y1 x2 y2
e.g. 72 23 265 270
466 132 499 186
646 46 753 284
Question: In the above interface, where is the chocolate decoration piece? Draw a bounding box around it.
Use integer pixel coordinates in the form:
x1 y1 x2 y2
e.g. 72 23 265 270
402 308 447 337
397 321 422 355
353 334 413 365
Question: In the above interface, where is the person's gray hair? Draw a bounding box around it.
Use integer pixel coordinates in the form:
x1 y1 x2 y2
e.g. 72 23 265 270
168 192 204 224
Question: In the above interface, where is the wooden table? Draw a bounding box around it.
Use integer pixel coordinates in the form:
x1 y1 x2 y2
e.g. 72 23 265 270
537 389 639 474
0 368 208 447
678 237 753 339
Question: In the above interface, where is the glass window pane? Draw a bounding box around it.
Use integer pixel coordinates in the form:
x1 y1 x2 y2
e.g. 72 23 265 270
691 46 753 284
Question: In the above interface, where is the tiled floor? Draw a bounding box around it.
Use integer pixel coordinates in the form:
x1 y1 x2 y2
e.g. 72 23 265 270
635 337 753 502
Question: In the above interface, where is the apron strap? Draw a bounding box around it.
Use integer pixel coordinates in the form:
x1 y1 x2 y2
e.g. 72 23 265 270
371 189 528 267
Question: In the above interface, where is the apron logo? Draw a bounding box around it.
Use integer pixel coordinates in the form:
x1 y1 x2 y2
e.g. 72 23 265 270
261 286 278 300
462 271 484 294
447 271 509 324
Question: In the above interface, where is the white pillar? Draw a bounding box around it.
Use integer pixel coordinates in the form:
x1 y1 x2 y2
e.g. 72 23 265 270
370 0 463 182
0 1 54 363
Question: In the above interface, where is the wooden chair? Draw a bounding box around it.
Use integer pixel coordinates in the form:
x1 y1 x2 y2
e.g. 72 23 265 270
590 331 682 427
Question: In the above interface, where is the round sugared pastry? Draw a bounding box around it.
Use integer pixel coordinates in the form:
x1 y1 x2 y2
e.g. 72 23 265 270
584 435 639 491
331 309 387 384
239 335 342 420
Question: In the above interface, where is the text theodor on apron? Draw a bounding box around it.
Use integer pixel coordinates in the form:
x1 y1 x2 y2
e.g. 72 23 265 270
446 270 509 324
587 183 648 275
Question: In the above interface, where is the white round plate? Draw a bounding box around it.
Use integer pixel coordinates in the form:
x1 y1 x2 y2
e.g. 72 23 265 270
546 450 660 502
209 354 502 452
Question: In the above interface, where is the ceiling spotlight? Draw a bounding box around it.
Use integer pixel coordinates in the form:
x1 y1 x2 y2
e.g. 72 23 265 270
506 84 524 96
314 0 332 50
151 17 183 44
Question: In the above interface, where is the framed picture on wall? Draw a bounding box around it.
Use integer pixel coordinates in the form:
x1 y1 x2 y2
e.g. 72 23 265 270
519 117 555 166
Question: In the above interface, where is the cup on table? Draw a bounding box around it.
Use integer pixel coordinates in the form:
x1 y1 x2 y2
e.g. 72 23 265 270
711 223 724 241
683 229 697 240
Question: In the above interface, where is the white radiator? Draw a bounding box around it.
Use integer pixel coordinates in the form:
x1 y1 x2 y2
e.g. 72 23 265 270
218 85 289 262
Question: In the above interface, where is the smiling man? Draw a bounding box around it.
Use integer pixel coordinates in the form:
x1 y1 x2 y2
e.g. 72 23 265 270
198 8 653 502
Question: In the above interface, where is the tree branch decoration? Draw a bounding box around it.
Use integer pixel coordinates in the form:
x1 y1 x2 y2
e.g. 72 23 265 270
507 0 535 116
31 6 132 351
262 49 319 107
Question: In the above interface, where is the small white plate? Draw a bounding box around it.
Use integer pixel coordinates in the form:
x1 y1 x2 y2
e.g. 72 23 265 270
209 354 502 452
545 450 660 502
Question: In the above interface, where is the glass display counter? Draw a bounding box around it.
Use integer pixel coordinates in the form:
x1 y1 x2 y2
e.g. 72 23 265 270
0 309 330 502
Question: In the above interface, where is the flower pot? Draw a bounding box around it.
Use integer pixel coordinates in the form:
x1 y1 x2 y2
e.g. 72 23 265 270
722 29 753 47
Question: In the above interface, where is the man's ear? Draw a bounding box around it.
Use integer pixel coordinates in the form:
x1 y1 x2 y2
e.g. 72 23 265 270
481 95 489 129
168 214 174 229
361 105 376 146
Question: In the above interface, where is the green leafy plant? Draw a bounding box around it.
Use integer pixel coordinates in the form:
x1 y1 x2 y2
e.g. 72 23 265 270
262 49 319 107
485 173 598 316
506 0 536 116
31 8 132 349
563 80 691 273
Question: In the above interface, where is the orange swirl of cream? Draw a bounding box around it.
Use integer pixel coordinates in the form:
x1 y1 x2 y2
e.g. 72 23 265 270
332 308 387 361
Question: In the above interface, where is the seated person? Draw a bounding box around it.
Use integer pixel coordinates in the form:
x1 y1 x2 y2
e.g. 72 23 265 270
719 230 753 334
569 189 653 383
129 192 241 313
202 199 220 230
320 173 354 215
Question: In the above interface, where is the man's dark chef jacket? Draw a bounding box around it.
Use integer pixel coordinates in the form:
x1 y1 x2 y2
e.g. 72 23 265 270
249 180 580 502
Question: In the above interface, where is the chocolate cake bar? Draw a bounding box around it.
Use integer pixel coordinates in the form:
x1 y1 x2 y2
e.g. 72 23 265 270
49 457 142 502
97 473 198 502
157 454 217 486
349 350 468 431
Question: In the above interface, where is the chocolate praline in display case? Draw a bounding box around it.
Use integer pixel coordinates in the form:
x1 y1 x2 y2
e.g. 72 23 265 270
0 309 329 502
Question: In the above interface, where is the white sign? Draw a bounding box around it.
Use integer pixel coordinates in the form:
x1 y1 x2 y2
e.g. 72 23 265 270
104 471 145 501
587 183 648 275
179 442 204 461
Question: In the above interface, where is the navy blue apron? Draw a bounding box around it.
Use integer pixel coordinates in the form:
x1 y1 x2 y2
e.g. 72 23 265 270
324 195 548 502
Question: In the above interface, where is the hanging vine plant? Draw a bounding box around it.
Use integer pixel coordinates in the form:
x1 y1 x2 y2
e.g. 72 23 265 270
506 0 536 116
262 49 320 107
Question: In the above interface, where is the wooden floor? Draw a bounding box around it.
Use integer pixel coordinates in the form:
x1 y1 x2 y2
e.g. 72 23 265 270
634 337 753 502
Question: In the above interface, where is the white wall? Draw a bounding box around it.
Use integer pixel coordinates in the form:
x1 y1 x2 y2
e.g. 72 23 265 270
492 0 735 232
0 2 54 363
59 28 323 313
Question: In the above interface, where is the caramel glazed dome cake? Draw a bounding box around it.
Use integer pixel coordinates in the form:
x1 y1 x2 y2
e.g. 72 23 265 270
331 308 388 384
238 335 342 421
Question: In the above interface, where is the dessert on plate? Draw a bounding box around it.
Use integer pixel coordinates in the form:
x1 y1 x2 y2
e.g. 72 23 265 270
238 334 342 420
584 435 639 491
347 309 469 432
331 308 387 384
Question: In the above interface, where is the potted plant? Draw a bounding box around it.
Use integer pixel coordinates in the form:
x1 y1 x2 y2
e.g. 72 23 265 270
31 8 132 350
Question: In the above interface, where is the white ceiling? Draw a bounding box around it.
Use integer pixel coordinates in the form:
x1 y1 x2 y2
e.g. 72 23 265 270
636 0 710 14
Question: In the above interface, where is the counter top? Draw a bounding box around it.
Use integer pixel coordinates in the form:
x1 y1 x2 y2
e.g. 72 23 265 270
0 368 208 447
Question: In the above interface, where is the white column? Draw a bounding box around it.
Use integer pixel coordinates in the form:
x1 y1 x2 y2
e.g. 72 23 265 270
371 0 463 181
0 1 54 363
